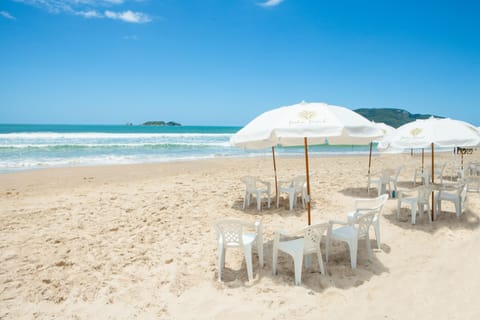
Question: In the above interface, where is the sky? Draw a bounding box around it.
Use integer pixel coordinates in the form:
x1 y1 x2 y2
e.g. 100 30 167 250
1 0 479 126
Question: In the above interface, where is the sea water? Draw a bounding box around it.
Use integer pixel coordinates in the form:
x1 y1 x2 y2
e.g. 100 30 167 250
0 124 372 173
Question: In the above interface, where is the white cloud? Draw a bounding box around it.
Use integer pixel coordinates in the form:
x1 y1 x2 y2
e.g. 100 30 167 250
12 0 152 23
105 10 150 23
74 10 101 18
258 0 284 7
123 34 138 40
0 11 16 19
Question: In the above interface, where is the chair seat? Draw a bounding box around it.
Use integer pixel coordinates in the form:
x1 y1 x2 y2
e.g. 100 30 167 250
330 226 357 242
276 238 304 257
400 197 417 206
436 192 457 202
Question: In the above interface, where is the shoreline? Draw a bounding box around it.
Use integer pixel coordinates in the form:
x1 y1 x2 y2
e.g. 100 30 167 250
0 147 454 176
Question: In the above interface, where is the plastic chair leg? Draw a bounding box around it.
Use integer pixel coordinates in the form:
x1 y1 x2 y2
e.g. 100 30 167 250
293 252 304 285
288 192 294 210
217 247 225 281
411 203 417 225
257 239 264 268
316 250 325 275
365 238 372 261
243 245 254 281
325 232 331 263
256 191 262 211
348 240 358 269
397 200 401 220
373 219 381 248
272 246 278 275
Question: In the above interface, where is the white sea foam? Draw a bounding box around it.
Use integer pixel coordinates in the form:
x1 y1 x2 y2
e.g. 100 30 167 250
0 132 234 140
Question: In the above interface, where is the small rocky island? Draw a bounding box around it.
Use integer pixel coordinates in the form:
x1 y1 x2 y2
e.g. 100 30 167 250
142 121 181 126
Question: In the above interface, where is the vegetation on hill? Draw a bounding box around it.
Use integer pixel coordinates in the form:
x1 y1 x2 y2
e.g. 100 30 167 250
354 108 442 128
142 121 181 126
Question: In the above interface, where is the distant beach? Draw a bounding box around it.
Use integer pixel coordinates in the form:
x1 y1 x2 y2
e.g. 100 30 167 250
0 124 374 173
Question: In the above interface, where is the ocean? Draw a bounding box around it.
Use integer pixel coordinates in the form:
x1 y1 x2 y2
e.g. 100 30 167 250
0 124 373 173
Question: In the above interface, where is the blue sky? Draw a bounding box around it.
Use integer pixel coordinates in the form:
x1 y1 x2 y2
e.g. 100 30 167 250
1 0 479 126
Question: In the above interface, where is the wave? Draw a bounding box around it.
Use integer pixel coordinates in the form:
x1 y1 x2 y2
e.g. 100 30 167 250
0 141 233 150
0 132 234 140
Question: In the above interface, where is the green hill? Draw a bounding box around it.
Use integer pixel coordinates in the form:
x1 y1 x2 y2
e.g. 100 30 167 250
354 108 442 128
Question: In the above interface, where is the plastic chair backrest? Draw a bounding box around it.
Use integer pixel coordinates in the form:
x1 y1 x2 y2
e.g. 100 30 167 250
291 175 306 192
354 194 388 215
354 211 376 239
215 220 245 247
418 186 432 202
241 176 257 192
303 224 325 253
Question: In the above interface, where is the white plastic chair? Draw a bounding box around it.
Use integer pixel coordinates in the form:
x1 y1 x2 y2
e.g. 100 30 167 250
397 186 432 224
434 184 467 220
215 219 264 282
389 165 404 198
272 223 327 285
326 210 376 269
346 194 388 249
368 170 391 197
241 176 271 211
277 175 307 210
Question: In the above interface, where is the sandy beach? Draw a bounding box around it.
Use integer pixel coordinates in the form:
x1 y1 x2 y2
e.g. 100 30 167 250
1 152 480 319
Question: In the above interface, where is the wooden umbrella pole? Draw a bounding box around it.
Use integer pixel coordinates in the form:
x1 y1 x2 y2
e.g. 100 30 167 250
272 146 278 202
304 137 311 225
431 143 435 221
368 142 373 176
422 148 425 173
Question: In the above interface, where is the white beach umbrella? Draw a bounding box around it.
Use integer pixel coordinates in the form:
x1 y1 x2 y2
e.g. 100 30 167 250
378 118 480 150
378 117 480 220
231 101 383 225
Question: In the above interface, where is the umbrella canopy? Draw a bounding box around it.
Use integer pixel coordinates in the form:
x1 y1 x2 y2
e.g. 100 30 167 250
231 101 383 149
372 122 395 142
231 101 383 225
378 117 480 150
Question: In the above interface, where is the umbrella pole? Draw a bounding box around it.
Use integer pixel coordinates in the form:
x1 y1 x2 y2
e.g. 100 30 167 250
431 143 435 221
461 151 464 170
304 137 311 225
272 146 278 203
367 142 373 193
422 148 425 173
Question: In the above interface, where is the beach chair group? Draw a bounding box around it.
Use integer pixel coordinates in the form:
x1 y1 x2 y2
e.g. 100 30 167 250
241 175 308 211
215 194 388 285
215 160 477 285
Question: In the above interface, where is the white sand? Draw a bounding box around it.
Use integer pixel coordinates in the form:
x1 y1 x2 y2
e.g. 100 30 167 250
1 152 479 319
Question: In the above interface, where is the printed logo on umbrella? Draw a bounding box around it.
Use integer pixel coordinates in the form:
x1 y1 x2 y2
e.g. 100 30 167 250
298 110 316 120
410 128 422 136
